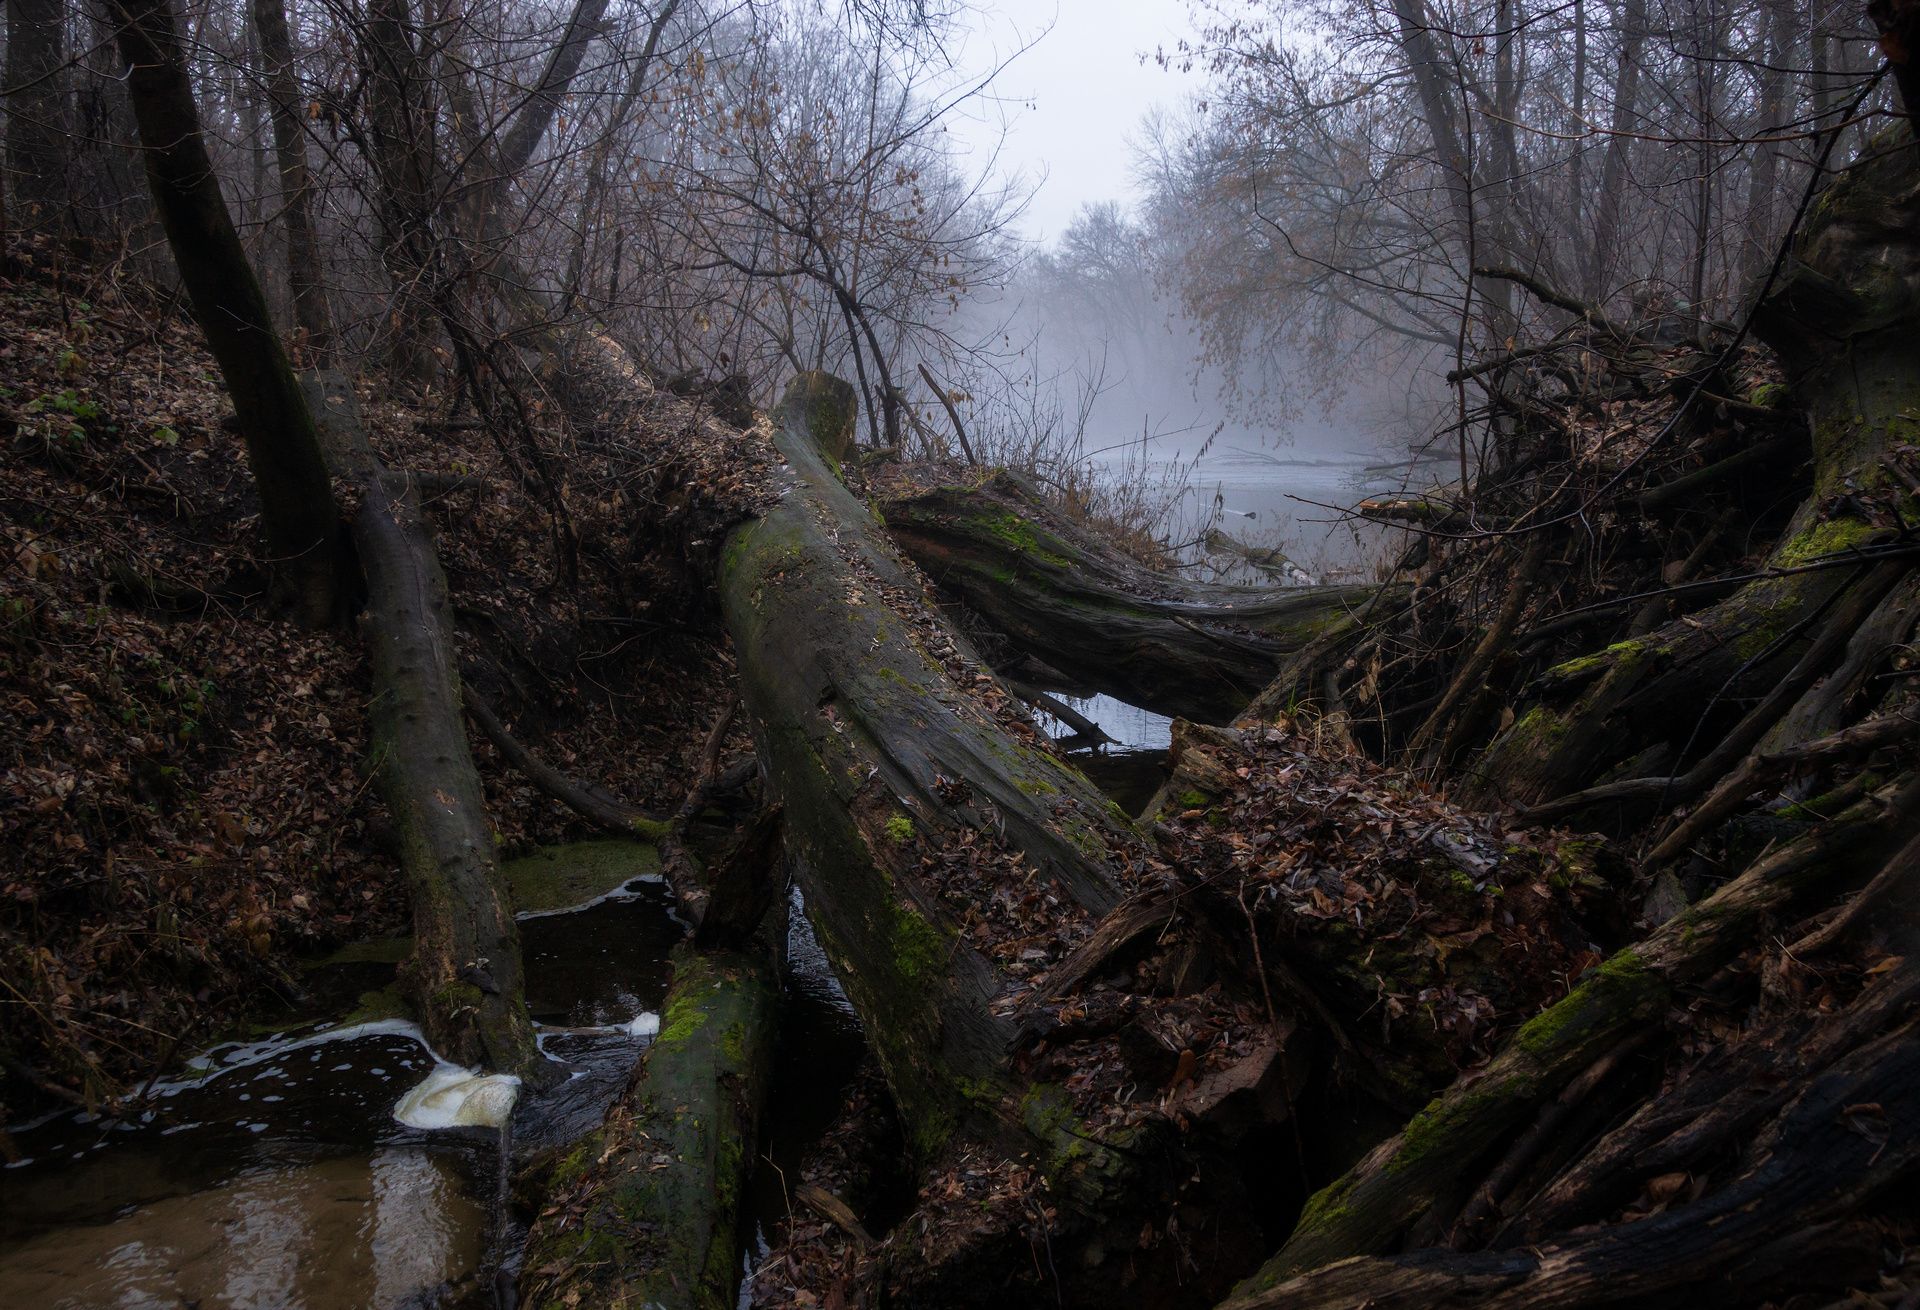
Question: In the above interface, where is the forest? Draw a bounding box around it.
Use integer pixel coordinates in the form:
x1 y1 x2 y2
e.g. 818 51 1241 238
1 0 1917 1305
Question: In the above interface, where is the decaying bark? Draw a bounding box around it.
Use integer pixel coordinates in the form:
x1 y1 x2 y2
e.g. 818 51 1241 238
1238 773 1919 1286
520 944 777 1309
1225 1011 1920 1308
1470 125 1920 808
303 372 541 1079
881 471 1386 723
721 378 1285 1299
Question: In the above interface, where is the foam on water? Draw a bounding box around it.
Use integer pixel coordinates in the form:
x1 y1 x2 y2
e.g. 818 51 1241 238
391 1068 520 1131
513 874 665 921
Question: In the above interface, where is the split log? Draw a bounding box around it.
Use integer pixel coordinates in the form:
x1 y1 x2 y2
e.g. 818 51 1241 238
1471 126 1920 807
880 470 1386 723
719 377 1281 1299
303 372 541 1079
519 943 777 1309
1235 771 1920 1286
1222 1012 1920 1309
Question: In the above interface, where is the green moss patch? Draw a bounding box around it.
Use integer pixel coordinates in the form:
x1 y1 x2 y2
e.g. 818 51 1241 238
503 839 661 914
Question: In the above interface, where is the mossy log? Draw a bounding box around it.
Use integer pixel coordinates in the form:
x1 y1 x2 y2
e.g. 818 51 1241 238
519 944 777 1310
880 471 1386 723
1221 1009 1920 1309
1231 774 1919 1288
719 378 1279 1299
1470 127 1920 807
304 372 540 1079
721 381 1134 1158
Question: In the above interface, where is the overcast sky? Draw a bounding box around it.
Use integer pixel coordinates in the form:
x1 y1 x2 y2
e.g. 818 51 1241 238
942 1 1205 244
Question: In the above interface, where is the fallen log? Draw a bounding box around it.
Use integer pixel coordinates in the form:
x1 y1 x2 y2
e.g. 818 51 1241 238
519 942 777 1309
464 689 672 841
1223 1011 1920 1308
879 470 1386 723
304 371 541 1079
1234 771 1920 1286
720 377 1281 1299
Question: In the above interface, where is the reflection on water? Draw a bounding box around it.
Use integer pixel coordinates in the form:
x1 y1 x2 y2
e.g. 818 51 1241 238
0 1150 485 1309
1031 692 1174 819
0 870 686 1309
1039 691 1174 751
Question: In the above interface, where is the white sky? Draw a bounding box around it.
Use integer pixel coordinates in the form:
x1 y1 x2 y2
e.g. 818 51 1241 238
941 1 1206 243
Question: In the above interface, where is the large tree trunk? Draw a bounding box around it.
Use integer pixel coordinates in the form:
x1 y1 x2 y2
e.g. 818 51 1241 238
520 943 776 1309
251 0 334 362
303 373 543 1081
721 378 1287 1301
880 472 1387 723
110 0 345 624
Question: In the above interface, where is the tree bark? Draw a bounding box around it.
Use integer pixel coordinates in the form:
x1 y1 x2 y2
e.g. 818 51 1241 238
1224 1011 1920 1309
520 944 776 1309
250 0 334 362
1470 123 1920 807
110 0 344 623
302 372 542 1081
719 377 1282 1300
1236 774 1919 1285
881 472 1387 723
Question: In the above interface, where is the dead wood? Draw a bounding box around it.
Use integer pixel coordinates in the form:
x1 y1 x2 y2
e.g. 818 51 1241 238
880 469 1387 723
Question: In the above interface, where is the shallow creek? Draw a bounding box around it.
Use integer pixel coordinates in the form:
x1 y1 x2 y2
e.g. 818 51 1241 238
0 701 1169 1309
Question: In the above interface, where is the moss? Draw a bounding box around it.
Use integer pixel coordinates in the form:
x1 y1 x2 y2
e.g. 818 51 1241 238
1545 639 1648 683
976 509 1074 568
502 839 661 913
884 814 915 844
1512 948 1659 1061
657 986 710 1048
307 935 411 969
1748 381 1788 409
1508 704 1570 749
339 982 409 1025
1391 1075 1527 1172
891 901 947 983
1773 514 1879 568
1179 789 1212 808
434 979 485 1014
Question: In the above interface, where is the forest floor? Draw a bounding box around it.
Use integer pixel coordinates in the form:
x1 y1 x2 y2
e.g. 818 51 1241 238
0 253 760 1129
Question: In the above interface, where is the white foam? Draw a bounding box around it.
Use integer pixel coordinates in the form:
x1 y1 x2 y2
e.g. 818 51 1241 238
145 1019 434 1099
392 1067 520 1130
623 1012 660 1038
514 875 665 921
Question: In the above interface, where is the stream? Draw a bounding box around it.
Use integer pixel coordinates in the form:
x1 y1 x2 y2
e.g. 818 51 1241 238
0 702 1169 1309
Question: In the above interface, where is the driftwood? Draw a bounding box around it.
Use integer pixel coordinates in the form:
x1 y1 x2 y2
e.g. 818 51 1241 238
881 470 1385 722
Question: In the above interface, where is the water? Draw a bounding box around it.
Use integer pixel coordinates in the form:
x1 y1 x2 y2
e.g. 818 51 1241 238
1035 692 1174 818
0 866 685 1310
0 704 1168 1308
1107 450 1406 579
